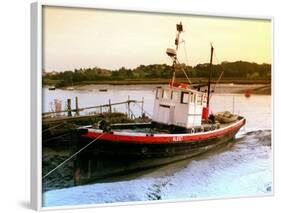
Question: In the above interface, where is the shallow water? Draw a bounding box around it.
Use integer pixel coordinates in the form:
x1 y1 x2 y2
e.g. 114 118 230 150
42 85 272 207
43 85 271 131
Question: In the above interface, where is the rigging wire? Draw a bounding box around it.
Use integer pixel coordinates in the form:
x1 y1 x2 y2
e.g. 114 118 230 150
176 58 192 84
181 31 189 66
176 25 226 92
210 50 225 100
172 29 193 85
183 40 189 65
182 32 192 84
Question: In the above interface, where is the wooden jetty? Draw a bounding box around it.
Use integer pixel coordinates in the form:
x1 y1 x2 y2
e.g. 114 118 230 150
43 97 144 118
42 97 148 146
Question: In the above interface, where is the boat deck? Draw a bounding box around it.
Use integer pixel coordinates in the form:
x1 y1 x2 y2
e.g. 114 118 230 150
83 116 244 135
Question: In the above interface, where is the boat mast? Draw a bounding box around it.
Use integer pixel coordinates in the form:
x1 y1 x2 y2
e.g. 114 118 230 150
171 22 183 86
207 45 214 108
175 22 182 50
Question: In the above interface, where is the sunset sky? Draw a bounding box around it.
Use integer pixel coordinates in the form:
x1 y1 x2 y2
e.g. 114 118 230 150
42 6 272 72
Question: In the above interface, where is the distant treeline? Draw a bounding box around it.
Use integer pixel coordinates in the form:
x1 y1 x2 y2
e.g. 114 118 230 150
43 61 271 87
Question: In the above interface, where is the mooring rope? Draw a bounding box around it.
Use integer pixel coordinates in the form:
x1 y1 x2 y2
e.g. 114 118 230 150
43 175 62 187
42 132 106 179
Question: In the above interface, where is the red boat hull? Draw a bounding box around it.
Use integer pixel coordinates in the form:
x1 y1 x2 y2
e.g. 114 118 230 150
78 118 246 158
74 118 245 183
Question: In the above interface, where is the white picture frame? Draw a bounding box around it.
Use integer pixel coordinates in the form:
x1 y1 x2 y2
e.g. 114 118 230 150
31 1 273 210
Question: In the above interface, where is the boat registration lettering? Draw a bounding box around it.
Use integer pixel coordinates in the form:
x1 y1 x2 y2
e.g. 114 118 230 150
172 136 183 142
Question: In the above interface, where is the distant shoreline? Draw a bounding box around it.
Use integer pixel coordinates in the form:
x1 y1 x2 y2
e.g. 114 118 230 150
44 82 271 95
43 78 271 86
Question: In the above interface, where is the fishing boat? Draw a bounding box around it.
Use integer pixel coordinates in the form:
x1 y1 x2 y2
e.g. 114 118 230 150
77 22 246 170
48 86 56 90
99 89 108 92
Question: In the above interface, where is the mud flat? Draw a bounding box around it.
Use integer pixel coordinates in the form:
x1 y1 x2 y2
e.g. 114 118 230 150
43 129 272 207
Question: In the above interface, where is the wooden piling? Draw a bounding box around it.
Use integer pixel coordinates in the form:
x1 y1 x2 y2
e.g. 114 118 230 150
108 99 112 113
127 96 130 118
75 96 80 116
141 97 144 117
67 99 72 117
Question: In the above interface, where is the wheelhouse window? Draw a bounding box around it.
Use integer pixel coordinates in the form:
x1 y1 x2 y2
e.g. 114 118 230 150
162 89 170 99
172 91 179 101
190 93 195 103
202 94 207 104
156 88 162 99
181 92 189 104
197 94 202 105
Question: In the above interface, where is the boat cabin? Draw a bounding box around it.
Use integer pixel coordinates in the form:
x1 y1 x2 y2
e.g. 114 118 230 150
152 22 209 129
152 83 207 128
